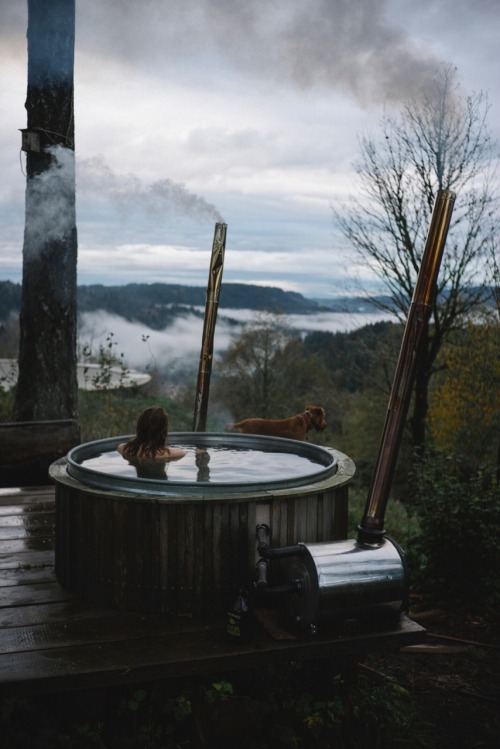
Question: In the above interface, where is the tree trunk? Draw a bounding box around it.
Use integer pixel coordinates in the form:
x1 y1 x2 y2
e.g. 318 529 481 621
13 0 78 421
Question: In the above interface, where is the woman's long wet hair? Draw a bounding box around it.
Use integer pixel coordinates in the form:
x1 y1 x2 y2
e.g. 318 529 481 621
121 406 170 459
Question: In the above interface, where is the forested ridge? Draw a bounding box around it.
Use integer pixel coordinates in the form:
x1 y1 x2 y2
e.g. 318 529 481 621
0 279 394 325
2 279 493 329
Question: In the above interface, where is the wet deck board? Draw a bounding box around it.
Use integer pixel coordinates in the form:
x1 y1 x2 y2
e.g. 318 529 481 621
0 486 426 696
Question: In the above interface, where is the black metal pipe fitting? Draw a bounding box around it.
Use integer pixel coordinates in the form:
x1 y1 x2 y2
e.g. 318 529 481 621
254 557 300 596
256 523 306 559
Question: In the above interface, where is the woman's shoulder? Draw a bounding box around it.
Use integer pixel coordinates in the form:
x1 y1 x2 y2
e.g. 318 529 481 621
163 446 187 460
116 443 187 461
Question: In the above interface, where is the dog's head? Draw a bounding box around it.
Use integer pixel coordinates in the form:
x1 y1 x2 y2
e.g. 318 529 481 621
305 405 327 431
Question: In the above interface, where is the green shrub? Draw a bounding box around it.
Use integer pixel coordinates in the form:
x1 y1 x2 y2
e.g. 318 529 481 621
407 452 500 608
77 388 194 443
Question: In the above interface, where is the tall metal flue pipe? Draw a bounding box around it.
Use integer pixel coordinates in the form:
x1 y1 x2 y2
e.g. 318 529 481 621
192 222 227 432
253 191 456 633
357 189 456 543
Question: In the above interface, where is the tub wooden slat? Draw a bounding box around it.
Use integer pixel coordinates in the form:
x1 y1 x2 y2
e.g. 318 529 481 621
200 504 212 613
159 503 172 612
320 491 333 542
184 503 196 613
149 502 161 612
306 492 318 541
52 450 355 615
168 504 180 613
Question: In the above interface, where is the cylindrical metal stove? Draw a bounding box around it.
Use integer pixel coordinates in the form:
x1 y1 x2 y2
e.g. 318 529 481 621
284 538 408 633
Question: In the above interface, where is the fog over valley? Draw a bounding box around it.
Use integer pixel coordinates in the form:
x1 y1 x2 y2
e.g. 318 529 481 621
78 306 396 378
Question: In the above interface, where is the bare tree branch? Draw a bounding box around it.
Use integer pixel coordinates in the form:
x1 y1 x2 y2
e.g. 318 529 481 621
333 63 499 448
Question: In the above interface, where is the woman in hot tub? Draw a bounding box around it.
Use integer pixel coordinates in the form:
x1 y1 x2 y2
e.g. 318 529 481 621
117 406 187 463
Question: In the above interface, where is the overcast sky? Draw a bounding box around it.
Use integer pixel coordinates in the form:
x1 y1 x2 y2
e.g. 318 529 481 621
1 0 499 298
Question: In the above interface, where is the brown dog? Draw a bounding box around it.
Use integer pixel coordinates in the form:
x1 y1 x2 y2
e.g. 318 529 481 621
226 405 327 441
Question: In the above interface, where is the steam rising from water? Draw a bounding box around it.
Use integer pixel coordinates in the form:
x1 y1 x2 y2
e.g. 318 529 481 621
23 146 76 256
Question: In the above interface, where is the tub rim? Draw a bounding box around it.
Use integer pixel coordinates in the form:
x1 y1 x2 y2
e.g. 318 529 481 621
64 431 340 496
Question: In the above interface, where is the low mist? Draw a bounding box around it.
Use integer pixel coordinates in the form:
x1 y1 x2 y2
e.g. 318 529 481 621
78 307 395 380
78 309 242 378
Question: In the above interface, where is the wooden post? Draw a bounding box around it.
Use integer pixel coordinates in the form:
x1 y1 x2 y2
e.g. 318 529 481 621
14 0 78 422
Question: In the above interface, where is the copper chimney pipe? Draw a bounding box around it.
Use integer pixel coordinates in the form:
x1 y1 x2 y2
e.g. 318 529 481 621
192 222 227 432
358 189 456 544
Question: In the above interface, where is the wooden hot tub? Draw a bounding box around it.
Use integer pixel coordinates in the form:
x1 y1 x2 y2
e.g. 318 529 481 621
50 433 355 615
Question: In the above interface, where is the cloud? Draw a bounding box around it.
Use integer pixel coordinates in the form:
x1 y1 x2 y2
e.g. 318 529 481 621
2 0 498 298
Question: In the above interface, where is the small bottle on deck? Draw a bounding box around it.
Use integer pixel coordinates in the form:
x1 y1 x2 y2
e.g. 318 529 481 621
226 588 251 641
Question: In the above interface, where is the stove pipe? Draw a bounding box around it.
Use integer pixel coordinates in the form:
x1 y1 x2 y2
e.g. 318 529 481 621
275 190 456 634
193 222 227 432
357 189 456 544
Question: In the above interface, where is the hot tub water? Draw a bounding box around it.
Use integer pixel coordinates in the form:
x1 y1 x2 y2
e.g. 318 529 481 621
66 432 337 494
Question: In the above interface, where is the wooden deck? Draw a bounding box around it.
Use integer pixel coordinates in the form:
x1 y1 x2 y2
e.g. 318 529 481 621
0 485 425 697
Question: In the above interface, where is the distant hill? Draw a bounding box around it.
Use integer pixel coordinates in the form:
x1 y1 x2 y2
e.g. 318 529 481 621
1 280 330 328
80 281 327 310
76 282 333 330
1 280 494 331
0 279 392 317
313 295 398 313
